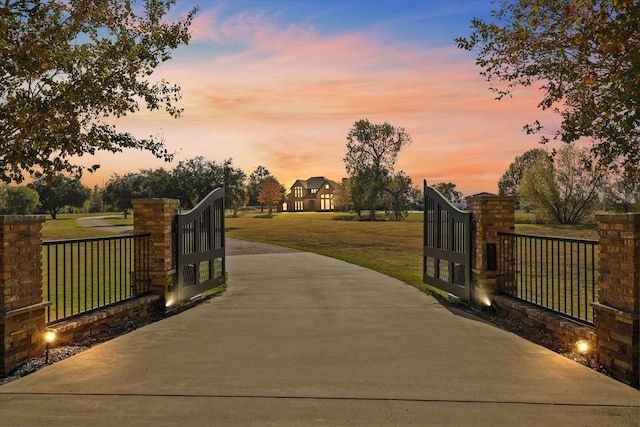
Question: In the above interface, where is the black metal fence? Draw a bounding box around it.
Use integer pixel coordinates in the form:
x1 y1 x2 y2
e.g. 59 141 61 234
42 234 151 324
498 232 598 324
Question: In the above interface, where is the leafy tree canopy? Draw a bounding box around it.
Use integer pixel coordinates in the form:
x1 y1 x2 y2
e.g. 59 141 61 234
2 186 40 214
457 0 640 173
498 148 547 198
257 178 284 217
28 174 91 218
0 0 197 183
343 119 412 220
520 144 604 224
431 182 463 203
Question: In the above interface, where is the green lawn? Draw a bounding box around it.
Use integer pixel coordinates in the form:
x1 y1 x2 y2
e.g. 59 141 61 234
42 213 129 240
226 212 428 291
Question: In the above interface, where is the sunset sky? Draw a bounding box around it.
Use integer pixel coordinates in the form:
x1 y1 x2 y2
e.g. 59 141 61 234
82 0 561 197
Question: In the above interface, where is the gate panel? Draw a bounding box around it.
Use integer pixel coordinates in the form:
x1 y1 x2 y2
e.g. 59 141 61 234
423 180 472 300
176 186 225 303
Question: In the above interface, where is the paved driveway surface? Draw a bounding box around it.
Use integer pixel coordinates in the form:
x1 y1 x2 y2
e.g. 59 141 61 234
0 242 638 426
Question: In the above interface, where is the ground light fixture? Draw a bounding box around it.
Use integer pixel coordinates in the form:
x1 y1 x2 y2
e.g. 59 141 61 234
43 329 57 364
575 339 591 354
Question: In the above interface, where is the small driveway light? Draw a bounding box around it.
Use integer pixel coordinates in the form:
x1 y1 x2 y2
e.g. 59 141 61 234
44 329 57 364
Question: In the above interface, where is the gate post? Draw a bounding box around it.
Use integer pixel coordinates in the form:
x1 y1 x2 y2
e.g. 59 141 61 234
132 199 180 307
0 215 48 375
467 195 515 306
592 214 639 387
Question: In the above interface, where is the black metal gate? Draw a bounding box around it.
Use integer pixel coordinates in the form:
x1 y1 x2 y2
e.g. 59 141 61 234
175 186 225 303
423 180 472 300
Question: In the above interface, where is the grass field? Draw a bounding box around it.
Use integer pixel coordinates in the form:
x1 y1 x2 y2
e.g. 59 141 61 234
42 213 126 240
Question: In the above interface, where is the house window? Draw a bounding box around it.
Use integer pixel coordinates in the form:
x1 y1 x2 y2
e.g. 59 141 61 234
294 186 304 198
320 194 333 210
325 184 330 189
310 188 317 194
295 200 303 211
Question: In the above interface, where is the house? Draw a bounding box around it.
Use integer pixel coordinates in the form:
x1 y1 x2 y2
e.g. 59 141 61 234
284 176 341 212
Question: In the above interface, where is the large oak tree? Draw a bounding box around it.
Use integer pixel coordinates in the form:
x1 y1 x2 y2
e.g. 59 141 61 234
343 119 412 220
457 0 639 173
1 0 197 183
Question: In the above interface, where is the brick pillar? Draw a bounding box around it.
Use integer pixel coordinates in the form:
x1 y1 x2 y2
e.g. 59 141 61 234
467 195 516 306
132 199 179 307
592 214 639 387
0 215 48 375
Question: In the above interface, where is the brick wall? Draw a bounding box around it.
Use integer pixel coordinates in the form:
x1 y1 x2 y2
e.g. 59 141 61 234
0 215 47 375
467 196 515 305
46 294 161 345
593 214 639 387
132 198 179 304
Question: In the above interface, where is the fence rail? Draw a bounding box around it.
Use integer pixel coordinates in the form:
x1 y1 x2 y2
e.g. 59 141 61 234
42 233 151 324
498 232 598 324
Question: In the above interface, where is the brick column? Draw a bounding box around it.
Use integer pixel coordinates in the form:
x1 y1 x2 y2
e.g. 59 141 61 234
132 199 179 306
468 195 516 306
592 214 639 387
0 215 48 375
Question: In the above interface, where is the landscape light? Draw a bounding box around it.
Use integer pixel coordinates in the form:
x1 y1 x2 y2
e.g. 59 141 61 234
44 329 57 364
575 340 590 354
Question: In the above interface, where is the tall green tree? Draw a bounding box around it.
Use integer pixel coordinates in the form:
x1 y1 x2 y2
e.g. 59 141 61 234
102 168 173 214
247 166 272 209
432 182 463 203
28 174 91 219
343 119 412 220
384 172 416 221
498 148 547 199
3 186 40 214
87 186 104 213
222 160 247 216
520 144 604 224
604 168 640 213
171 157 246 210
0 0 197 183
457 0 640 173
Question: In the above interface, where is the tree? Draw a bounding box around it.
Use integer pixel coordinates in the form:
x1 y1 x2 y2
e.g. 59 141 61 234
28 174 91 219
432 182 463 203
171 157 246 210
87 186 104 213
332 179 352 212
520 144 604 224
0 0 197 183
498 148 547 199
384 172 416 221
171 157 224 209
456 0 640 173
102 168 174 214
222 160 247 216
343 119 412 220
604 168 640 213
257 179 283 216
247 166 272 210
3 186 40 214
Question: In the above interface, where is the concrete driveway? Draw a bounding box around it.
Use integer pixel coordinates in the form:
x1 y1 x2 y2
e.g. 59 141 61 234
0 242 638 426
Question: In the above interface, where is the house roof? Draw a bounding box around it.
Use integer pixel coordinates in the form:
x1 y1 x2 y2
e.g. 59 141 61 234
291 176 340 190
